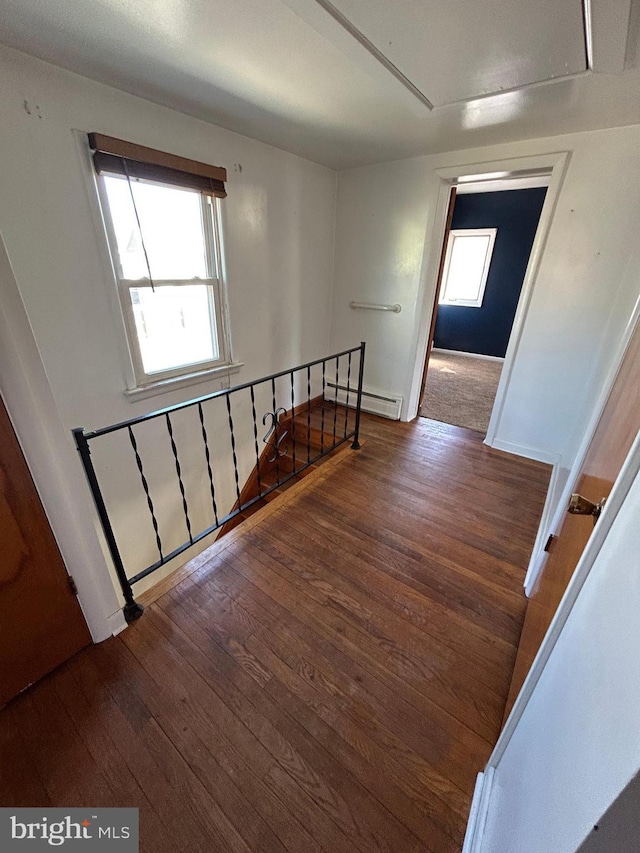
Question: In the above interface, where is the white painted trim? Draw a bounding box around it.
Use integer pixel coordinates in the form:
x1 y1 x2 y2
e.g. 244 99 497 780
405 151 570 426
457 175 550 194
523 291 640 595
432 347 504 363
0 230 121 643
462 769 495 853
484 153 569 447
523 455 563 594
487 437 559 466
107 610 128 636
487 428 640 773
124 361 243 401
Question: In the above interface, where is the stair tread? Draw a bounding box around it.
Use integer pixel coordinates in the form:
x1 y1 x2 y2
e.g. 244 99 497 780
216 403 353 541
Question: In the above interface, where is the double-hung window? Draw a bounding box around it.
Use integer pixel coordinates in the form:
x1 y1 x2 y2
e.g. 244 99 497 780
439 228 497 308
90 133 232 390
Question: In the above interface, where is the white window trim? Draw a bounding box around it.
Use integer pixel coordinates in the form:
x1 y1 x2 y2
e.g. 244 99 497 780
439 227 497 308
123 360 244 401
95 173 235 393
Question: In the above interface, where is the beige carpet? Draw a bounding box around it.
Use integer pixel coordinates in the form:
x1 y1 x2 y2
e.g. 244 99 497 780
420 351 503 434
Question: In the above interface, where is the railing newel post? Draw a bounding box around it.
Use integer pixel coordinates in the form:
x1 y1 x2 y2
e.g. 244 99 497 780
72 427 143 623
351 341 366 450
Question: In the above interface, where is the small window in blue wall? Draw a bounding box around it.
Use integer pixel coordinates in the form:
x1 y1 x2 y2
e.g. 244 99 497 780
439 228 497 308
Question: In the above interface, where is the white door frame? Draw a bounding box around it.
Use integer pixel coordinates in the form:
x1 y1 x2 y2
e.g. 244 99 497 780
0 230 125 642
406 151 570 443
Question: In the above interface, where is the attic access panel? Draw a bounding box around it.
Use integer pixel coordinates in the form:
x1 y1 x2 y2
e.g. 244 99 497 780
323 0 588 107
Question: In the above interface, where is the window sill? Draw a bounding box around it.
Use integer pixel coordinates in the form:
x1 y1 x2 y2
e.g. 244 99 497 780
124 362 243 403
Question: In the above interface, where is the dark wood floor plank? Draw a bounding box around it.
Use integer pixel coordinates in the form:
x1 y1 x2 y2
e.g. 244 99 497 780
177 551 488 788
222 541 494 766
299 487 526 642
68 652 214 853
148 589 426 853
14 678 117 807
87 644 254 853
265 511 510 693
0 701 52 807
0 415 549 852
249 521 504 740
158 555 465 847
280 506 515 680
52 664 177 853
139 602 377 853
102 635 291 853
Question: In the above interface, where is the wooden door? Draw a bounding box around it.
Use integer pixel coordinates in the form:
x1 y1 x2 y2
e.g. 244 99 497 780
504 318 640 720
418 186 457 406
0 396 91 707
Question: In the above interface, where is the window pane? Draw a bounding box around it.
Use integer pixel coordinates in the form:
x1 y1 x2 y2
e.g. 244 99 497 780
443 234 492 302
130 285 218 375
104 177 208 280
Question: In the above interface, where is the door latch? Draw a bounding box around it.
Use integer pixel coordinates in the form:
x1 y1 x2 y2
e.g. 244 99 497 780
568 494 607 525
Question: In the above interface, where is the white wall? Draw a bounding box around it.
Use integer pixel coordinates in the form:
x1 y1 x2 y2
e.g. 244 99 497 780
0 46 337 634
330 126 640 484
480 451 640 853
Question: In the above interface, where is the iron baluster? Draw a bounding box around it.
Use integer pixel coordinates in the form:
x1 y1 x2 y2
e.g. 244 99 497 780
306 365 312 464
344 351 352 438
290 371 296 473
320 360 326 453
250 385 263 497
332 355 339 447
226 393 241 503
165 413 193 544
128 425 164 565
272 377 280 485
197 402 219 526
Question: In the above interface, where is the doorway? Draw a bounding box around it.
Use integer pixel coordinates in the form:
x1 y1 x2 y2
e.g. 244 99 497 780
420 180 548 435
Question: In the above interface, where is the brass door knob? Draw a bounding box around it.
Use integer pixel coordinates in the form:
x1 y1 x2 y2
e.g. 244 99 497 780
568 493 607 524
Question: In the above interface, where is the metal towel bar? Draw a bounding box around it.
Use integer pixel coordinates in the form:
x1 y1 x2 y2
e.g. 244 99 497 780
349 301 401 313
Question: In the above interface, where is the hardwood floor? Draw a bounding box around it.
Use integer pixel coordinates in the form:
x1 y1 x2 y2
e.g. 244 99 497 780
0 414 550 853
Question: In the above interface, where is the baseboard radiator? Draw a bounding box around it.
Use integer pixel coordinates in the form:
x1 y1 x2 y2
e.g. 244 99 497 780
326 382 402 421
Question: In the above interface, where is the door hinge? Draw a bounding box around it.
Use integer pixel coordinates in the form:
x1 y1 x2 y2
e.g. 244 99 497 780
68 575 78 595
543 534 555 552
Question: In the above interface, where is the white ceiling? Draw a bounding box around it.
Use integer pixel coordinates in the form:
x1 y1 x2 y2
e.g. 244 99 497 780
0 0 638 169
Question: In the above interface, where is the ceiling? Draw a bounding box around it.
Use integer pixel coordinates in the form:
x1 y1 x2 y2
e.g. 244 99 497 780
0 0 639 169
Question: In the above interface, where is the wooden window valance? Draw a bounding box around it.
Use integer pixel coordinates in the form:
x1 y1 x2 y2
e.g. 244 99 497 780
88 133 227 198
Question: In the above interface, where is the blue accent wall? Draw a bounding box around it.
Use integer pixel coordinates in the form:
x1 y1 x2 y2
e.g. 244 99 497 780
434 187 547 358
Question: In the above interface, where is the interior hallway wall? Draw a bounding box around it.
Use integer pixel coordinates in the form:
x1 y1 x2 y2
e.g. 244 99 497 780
0 46 337 631
330 124 640 529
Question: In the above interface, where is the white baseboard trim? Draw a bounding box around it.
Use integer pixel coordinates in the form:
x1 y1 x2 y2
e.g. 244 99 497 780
432 347 505 363
462 768 495 853
523 455 562 595
485 437 558 465
107 608 128 637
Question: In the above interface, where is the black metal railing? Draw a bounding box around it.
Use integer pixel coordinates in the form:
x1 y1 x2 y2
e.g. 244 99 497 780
73 343 365 622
